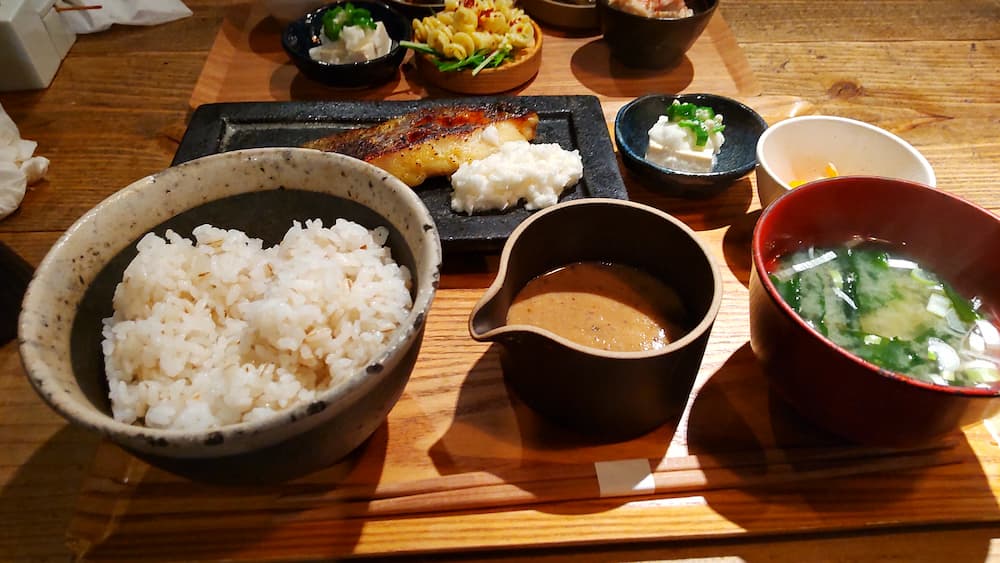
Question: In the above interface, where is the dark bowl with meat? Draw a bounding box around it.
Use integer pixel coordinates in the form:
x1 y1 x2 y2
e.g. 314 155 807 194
598 0 717 69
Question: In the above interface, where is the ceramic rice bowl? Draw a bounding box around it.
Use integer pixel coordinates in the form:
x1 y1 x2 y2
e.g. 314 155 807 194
18 148 442 482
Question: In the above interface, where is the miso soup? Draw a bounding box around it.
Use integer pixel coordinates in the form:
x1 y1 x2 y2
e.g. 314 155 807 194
768 242 1000 388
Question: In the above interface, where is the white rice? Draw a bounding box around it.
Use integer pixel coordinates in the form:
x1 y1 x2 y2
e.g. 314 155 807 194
101 219 413 432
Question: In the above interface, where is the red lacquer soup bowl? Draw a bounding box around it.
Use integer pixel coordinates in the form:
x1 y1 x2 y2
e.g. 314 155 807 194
749 176 1000 447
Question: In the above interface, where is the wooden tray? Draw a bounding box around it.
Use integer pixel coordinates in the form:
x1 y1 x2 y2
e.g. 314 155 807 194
64 4 1000 560
188 3 761 117
65 175 1000 558
66 291 1000 559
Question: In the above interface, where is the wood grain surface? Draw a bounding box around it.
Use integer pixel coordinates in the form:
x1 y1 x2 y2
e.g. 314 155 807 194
185 2 761 119
2 0 1000 561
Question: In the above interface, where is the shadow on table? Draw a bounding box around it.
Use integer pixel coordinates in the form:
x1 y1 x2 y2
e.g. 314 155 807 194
283 65 411 102
428 343 675 516
570 39 697 99
684 342 1000 551
62 424 388 561
426 338 999 550
720 207 760 288
0 423 101 561
0 241 32 345
623 162 755 232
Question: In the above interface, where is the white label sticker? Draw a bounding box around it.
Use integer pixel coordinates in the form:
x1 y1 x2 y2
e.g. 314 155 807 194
625 495 708 510
594 458 655 497
984 418 1000 447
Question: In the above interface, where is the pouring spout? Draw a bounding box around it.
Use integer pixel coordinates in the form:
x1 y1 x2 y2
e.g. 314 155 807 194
469 289 510 341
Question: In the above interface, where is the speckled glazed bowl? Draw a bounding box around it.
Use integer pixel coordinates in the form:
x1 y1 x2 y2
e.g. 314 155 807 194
19 148 442 482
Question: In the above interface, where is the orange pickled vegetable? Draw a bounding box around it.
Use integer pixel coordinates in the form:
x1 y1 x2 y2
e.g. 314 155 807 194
790 162 839 188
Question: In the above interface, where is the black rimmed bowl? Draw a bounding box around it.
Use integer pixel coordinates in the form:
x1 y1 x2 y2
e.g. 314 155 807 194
615 93 768 199
522 0 599 32
281 1 411 89
469 198 723 441
597 0 716 68
18 148 442 483
385 0 444 20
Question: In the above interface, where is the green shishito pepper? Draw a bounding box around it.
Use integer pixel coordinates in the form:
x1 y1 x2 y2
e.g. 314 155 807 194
666 102 725 147
322 3 376 41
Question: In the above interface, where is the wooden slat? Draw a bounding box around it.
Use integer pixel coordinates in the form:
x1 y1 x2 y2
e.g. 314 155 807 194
723 0 1000 43
64 274 1000 557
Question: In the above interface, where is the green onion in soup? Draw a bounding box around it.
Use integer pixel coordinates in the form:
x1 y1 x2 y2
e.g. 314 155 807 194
768 241 1000 388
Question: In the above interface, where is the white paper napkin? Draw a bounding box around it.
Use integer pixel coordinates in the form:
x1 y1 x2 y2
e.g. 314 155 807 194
60 1 193 34
0 104 49 220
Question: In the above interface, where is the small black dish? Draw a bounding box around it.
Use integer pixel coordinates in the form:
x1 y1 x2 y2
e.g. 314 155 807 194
281 1 411 89
615 93 767 199
597 0 716 69
1 242 33 345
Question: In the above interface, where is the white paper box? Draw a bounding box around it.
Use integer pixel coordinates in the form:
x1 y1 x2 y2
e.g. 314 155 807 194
0 0 76 91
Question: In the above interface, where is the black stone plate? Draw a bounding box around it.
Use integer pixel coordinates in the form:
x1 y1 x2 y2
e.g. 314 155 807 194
172 96 629 254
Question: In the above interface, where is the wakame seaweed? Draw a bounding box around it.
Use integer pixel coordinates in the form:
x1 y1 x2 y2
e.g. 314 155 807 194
768 243 1000 388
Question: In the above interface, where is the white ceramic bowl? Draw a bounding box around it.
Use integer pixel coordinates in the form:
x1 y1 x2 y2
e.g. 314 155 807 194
755 115 936 208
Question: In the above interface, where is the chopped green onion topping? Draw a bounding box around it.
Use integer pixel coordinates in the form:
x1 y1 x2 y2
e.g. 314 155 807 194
322 3 376 41
677 119 709 145
666 102 698 121
695 106 715 121
666 101 724 147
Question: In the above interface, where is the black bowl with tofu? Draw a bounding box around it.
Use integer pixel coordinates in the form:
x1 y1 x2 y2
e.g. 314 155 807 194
282 1 411 88
615 93 767 199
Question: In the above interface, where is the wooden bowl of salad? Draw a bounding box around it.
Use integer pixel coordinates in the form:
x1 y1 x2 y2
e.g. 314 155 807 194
409 20 543 95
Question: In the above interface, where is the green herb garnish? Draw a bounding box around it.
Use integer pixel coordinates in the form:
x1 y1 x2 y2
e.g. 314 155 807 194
399 41 514 75
322 3 376 41
676 119 709 146
399 40 437 55
666 101 724 147
943 283 981 323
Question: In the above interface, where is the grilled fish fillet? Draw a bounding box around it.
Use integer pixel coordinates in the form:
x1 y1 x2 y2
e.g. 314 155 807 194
302 103 539 187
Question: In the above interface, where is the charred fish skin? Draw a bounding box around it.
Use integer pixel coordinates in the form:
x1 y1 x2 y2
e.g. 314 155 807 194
302 102 540 187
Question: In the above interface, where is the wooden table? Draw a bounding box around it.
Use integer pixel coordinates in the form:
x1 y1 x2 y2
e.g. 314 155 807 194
2 0 1000 560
